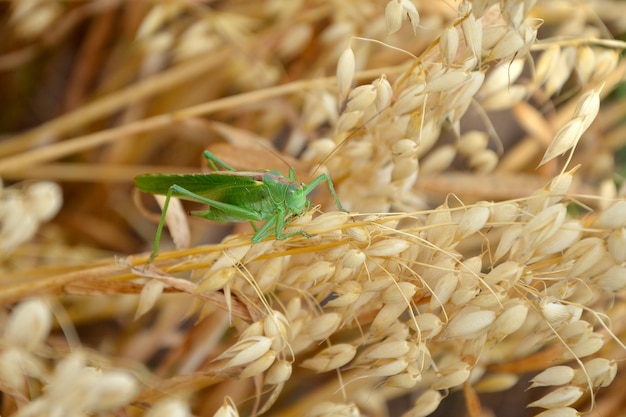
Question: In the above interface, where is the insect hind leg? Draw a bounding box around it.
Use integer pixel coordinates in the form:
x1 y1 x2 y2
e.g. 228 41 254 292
203 150 236 172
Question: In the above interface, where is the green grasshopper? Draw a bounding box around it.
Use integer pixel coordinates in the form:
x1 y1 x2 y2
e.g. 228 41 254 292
135 150 346 262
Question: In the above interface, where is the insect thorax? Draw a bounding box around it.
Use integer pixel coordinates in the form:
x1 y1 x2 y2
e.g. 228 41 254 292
261 173 308 214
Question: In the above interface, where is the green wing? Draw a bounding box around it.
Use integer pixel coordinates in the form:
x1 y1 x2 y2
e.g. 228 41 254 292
135 173 264 203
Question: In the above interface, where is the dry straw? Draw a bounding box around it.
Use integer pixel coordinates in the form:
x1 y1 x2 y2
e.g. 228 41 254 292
1 1 626 417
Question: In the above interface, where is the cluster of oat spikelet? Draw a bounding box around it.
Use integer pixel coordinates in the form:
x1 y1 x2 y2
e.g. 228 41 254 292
1 1 626 417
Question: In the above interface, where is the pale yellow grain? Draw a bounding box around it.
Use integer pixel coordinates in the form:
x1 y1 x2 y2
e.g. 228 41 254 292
135 279 165 319
0 193 38 251
457 130 488 157
211 245 251 270
469 149 499 172
373 75 393 111
307 402 360 417
25 181 63 222
440 26 459 67
523 204 567 250
489 202 520 224
568 333 604 358
212 397 239 417
451 282 480 306
474 373 518 393
420 144 456 174
431 361 470 390
482 25 508 51
424 70 469 93
392 138 419 159
84 370 139 412
385 0 404 35
305 312 341 341
401 389 442 417
595 265 626 292
359 337 411 361
295 261 335 285
540 300 581 325
462 13 483 60
239 350 277 379
471 285 507 308
307 211 351 230
481 59 525 98
365 358 409 377
527 386 584 409
572 358 617 388
428 273 458 310
196 267 236 293
456 205 490 239
425 207 456 248
391 157 418 183
535 220 582 256
337 47 356 102
484 261 523 287
265 359 292 385
575 46 595 84
365 238 410 257
346 84 378 112
410 313 443 339
217 336 273 368
593 200 626 229
445 307 496 339
145 399 191 417
0 348 36 390
534 44 561 87
544 47 576 97
534 408 580 417
590 49 619 82
326 281 361 307
566 237 606 278
302 344 357 373
336 110 364 132
401 0 420 34
529 366 575 389
489 301 528 341
393 83 426 115
256 257 284 292
263 311 291 350
494 225 522 262
382 281 417 304
558 320 592 343
480 85 527 111
4 298 51 351
351 290 380 313
371 303 408 334
276 23 313 60
488 29 525 61
539 117 586 167
240 321 264 339
386 371 420 389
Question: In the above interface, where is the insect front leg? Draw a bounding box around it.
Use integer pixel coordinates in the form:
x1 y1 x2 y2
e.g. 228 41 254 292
250 210 310 243
272 210 311 241
203 150 236 172
250 214 278 243
305 173 347 212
